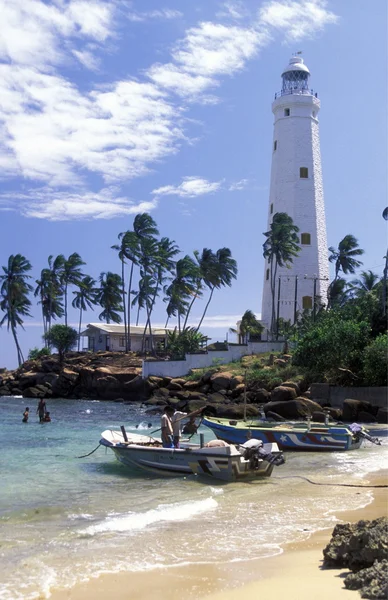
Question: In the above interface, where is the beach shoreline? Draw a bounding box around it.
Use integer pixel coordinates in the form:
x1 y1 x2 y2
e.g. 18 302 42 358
51 470 387 600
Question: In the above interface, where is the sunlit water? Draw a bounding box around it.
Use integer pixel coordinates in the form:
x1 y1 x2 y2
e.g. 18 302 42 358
0 396 387 599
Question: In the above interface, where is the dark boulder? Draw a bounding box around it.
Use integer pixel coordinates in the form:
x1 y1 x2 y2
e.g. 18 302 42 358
342 399 378 422
210 372 234 392
376 407 388 424
358 411 377 423
270 386 297 402
344 558 388 598
23 386 42 398
264 397 323 420
215 403 260 419
323 517 388 570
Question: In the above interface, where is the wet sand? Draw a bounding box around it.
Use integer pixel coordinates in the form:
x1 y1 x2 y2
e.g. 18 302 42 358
51 471 388 600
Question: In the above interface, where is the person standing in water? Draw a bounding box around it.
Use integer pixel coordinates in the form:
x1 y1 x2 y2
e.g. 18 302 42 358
160 406 174 448
37 398 47 423
22 407 29 423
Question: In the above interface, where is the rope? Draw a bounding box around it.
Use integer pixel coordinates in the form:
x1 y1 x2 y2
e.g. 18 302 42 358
76 444 101 459
273 475 388 488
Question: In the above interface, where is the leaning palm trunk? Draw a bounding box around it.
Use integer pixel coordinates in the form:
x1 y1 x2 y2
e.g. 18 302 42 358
196 286 214 332
77 306 83 351
127 262 134 352
183 286 200 331
270 257 278 339
142 283 160 354
11 323 24 366
120 258 128 352
64 283 68 326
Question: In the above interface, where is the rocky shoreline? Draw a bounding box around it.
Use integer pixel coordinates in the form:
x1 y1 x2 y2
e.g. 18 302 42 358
1 351 387 423
323 517 388 599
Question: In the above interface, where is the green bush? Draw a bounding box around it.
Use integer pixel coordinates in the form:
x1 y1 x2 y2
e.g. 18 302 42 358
292 315 371 381
44 325 78 362
362 333 388 386
28 347 51 360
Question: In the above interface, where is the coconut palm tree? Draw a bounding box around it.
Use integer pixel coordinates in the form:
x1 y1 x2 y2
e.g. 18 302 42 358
72 275 97 350
263 213 300 336
141 236 180 352
349 270 380 297
164 255 199 331
61 253 85 326
0 254 33 366
112 235 131 352
327 277 351 308
196 247 238 332
37 255 65 335
132 214 159 330
96 272 123 324
229 309 264 344
328 235 364 283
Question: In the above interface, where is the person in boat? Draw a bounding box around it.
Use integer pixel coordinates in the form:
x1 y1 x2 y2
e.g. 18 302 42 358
37 398 47 423
22 407 29 423
172 408 203 448
161 406 174 448
43 412 51 422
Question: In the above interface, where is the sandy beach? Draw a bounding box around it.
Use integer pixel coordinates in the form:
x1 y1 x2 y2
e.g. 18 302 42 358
51 470 388 600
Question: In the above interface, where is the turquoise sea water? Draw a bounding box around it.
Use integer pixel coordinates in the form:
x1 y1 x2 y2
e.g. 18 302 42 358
1 396 387 600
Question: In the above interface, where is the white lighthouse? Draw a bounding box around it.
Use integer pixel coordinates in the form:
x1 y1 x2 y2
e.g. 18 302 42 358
261 55 329 336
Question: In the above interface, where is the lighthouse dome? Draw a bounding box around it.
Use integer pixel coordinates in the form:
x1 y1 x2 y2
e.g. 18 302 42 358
282 56 310 76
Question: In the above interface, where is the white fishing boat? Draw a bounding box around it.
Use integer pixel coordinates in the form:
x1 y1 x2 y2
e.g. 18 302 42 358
99 429 285 482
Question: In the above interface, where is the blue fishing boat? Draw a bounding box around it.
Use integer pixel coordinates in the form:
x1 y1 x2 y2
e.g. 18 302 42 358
202 417 380 451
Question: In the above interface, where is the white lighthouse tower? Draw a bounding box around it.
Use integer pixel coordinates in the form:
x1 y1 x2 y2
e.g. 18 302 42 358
261 55 329 336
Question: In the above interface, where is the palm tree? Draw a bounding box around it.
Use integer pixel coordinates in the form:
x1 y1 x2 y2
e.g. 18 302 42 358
96 272 123 324
112 235 131 352
132 214 159 331
230 309 264 344
164 255 199 331
61 253 85 326
196 247 238 332
349 270 380 297
141 237 180 352
72 275 97 350
263 213 300 336
327 277 351 308
0 254 33 366
382 208 388 315
328 234 364 283
37 255 65 336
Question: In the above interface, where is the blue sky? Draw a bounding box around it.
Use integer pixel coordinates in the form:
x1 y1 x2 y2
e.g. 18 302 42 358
0 0 387 369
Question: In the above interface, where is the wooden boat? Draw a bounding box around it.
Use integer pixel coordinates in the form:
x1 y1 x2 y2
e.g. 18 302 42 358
202 417 379 451
99 429 285 482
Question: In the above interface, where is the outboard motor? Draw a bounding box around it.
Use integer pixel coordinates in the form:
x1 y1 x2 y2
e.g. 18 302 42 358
349 423 382 446
240 439 285 469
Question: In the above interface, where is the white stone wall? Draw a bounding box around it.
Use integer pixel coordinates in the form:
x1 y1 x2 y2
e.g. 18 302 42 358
142 341 285 378
261 91 329 330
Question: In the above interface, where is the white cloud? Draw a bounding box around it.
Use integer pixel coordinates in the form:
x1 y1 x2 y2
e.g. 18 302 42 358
216 1 248 20
0 187 158 221
153 176 222 198
127 8 183 22
0 0 339 220
229 178 249 191
259 0 338 41
72 48 100 71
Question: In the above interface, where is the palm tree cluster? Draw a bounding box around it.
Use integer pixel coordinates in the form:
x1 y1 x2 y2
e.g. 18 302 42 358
112 213 238 353
0 213 238 364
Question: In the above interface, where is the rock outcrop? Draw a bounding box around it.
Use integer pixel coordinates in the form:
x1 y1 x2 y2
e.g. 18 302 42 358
323 517 388 600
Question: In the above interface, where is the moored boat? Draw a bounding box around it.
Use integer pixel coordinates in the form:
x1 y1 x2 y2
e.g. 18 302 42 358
99 429 285 482
202 417 381 451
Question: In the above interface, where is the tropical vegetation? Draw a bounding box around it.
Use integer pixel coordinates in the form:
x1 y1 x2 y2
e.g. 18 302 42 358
44 325 78 363
0 213 238 361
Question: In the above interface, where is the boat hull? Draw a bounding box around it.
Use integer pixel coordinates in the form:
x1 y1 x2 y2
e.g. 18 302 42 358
202 418 362 451
99 431 281 481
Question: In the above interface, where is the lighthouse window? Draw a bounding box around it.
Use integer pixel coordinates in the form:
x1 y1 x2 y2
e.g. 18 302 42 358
300 167 308 178
302 296 313 310
270 203 273 214
266 269 270 281
301 233 311 245
284 108 290 116
273 140 277 151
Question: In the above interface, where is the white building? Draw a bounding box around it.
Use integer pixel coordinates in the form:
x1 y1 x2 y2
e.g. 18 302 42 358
261 55 329 335
80 323 171 352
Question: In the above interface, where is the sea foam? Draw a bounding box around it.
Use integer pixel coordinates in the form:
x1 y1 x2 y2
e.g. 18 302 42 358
81 497 218 536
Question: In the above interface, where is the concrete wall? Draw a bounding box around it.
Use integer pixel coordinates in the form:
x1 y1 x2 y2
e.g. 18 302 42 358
310 384 387 409
142 341 284 378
